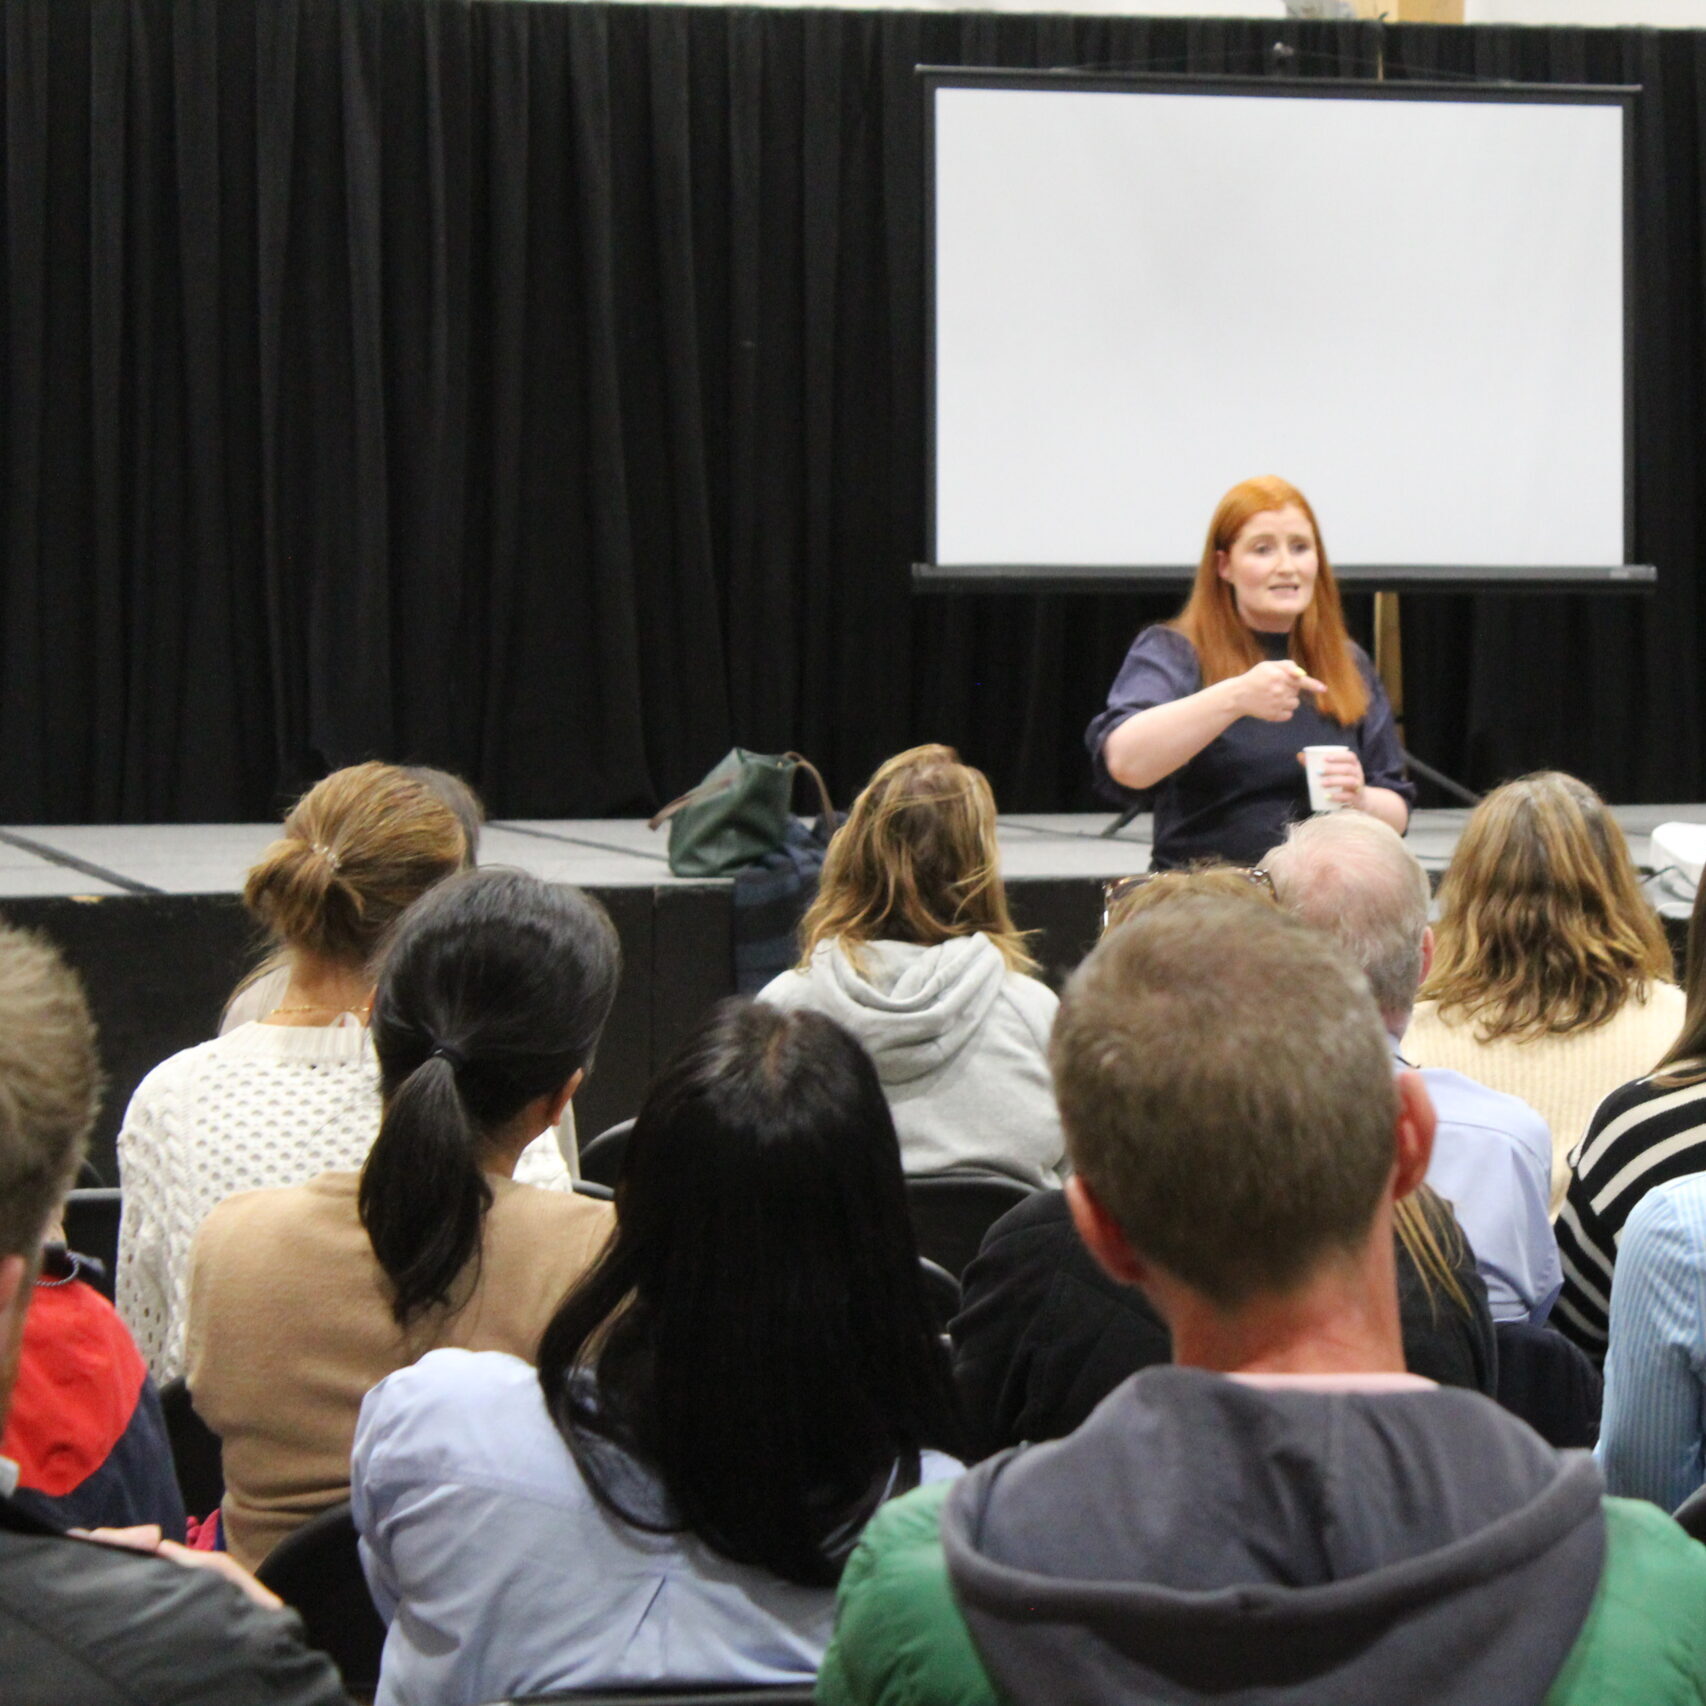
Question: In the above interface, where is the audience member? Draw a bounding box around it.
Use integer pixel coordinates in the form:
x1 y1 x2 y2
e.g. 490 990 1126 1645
353 1000 961 1705
820 897 1706 1706
1597 1174 1706 1510
0 920 348 1706
759 744 1062 1186
116 761 568 1381
185 868 618 1568
3 1241 185 1537
218 763 487 1033
1266 812 1560 1323
1404 771 1680 1215
1558 864 1706 1360
952 867 1494 1463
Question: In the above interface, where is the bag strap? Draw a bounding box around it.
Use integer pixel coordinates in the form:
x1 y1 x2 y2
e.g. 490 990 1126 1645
783 753 835 828
646 774 735 831
647 754 834 833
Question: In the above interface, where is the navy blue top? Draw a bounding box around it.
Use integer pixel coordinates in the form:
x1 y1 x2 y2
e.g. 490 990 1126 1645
1086 625 1415 869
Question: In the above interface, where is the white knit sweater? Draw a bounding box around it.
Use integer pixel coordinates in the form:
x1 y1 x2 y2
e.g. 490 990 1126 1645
115 1020 570 1381
1403 982 1685 1218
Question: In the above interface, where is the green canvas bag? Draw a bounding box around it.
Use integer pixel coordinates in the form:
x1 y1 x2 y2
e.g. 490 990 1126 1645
648 748 835 878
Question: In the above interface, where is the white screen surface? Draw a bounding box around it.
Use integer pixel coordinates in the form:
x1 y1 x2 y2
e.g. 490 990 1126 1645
932 83 1627 570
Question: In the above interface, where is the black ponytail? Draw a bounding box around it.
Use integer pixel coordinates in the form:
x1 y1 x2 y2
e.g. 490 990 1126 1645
358 868 621 1327
359 1052 494 1325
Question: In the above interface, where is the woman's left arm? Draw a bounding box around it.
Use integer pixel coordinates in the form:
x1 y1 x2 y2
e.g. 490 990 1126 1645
1346 652 1416 833
1306 753 1411 833
1358 785 1412 833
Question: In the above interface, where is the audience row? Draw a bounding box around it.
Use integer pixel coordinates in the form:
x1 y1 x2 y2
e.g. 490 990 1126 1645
7 746 1706 1704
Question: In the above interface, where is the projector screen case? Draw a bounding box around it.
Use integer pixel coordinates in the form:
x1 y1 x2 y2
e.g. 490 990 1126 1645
921 70 1641 588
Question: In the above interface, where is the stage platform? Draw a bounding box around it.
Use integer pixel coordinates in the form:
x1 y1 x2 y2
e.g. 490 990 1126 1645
3 808 1699 1183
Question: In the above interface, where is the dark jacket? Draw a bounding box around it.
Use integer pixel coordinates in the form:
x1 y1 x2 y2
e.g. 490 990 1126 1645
951 1189 1497 1460
0 1493 349 1706
2 1254 186 1535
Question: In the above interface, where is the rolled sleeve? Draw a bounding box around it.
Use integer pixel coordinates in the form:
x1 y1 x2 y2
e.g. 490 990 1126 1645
1085 627 1200 802
1352 656 1416 814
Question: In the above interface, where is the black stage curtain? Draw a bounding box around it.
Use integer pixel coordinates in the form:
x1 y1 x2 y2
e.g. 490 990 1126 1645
0 3 1698 821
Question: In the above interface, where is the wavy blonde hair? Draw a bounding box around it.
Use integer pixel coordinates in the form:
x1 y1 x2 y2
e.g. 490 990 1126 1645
797 745 1036 975
1420 771 1673 1043
1096 864 1469 1318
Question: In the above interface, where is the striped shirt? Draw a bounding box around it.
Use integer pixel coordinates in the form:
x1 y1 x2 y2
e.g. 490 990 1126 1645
1556 1071 1706 1362
1599 1172 1706 1511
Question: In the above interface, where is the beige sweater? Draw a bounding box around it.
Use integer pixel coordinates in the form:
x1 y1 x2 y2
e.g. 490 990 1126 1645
1403 982 1685 1217
185 1170 611 1568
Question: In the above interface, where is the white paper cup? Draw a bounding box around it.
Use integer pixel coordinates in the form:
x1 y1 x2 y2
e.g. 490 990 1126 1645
1302 745 1352 813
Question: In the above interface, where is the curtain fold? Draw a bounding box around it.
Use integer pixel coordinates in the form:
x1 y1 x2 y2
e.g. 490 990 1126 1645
0 0 1699 821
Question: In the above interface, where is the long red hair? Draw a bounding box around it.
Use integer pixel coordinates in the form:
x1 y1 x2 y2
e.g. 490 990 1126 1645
1170 476 1368 726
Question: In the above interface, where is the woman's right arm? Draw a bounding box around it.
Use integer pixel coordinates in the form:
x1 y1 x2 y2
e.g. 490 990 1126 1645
1101 661 1327 792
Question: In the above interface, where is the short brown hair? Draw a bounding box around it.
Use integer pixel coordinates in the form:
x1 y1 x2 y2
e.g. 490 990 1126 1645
244 762 466 968
1052 895 1396 1307
1421 771 1673 1041
798 744 1035 975
0 924 101 1260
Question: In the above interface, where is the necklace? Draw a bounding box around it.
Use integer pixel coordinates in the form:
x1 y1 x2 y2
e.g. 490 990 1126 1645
268 1001 367 1018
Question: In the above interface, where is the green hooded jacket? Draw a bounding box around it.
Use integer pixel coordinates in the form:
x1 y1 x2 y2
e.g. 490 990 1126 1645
819 1481 1706 1706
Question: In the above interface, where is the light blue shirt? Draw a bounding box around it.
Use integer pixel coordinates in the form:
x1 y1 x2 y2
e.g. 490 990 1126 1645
352 1348 961 1706
1599 1173 1706 1512
1391 1038 1561 1326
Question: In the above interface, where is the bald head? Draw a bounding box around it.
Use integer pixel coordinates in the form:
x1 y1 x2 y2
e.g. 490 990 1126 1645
1265 814 1430 1029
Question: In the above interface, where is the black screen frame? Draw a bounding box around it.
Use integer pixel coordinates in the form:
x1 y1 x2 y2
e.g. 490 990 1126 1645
918 67 1645 595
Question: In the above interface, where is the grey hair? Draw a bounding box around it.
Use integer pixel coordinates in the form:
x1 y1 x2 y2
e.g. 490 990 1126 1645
1265 813 1431 1026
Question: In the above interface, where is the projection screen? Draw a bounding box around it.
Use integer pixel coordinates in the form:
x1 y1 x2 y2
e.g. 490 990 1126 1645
925 73 1636 581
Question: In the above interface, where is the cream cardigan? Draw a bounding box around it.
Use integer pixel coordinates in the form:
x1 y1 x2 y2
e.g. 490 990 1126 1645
1404 983 1685 1218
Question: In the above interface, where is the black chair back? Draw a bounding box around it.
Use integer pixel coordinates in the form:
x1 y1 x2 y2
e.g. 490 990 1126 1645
1674 1482 1706 1540
62 1187 122 1299
158 1376 224 1518
255 1500 386 1695
905 1173 1037 1280
917 1256 962 1337
1494 1320 1603 1449
579 1118 634 1188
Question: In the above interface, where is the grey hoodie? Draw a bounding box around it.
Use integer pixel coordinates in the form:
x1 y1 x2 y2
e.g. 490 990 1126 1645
942 1366 1605 1706
758 936 1062 1186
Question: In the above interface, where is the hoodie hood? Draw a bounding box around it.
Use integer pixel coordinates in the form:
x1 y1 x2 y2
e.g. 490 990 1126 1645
941 1366 1605 1706
796 936 1008 1085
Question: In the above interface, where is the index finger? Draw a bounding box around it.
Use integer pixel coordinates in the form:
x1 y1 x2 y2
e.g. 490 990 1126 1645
1297 675 1328 694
